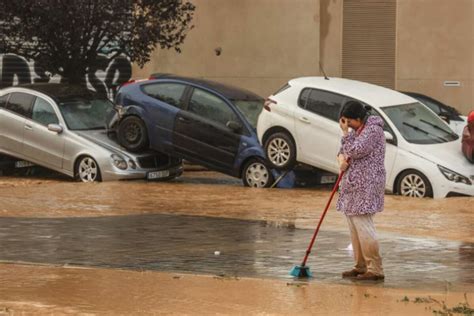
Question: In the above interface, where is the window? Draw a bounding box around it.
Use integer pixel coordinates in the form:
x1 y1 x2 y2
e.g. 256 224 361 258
382 103 458 144
0 94 9 108
188 89 238 127
142 83 186 109
298 89 311 108
31 97 59 126
5 92 35 117
304 89 344 121
418 97 441 115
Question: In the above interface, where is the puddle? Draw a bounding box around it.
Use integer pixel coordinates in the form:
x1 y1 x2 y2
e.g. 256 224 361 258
0 214 471 291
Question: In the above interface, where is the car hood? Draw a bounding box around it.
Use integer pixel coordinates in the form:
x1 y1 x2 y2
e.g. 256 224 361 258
75 130 137 158
406 139 474 178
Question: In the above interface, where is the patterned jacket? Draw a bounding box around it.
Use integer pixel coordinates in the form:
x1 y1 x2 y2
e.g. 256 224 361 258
336 115 386 215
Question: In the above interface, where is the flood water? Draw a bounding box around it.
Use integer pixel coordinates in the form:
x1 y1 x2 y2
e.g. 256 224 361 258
0 213 471 292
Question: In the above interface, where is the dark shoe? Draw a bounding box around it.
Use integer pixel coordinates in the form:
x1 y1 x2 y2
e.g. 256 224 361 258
355 272 385 281
342 269 365 278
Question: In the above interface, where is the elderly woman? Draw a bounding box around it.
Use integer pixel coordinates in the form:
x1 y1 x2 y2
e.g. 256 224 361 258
336 100 386 281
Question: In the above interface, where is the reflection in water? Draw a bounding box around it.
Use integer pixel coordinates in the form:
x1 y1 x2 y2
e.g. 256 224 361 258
0 214 471 291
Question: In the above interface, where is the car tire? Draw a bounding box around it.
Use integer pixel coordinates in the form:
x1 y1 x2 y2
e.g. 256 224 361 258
117 116 149 152
242 158 274 188
264 132 297 170
76 156 101 183
396 170 433 198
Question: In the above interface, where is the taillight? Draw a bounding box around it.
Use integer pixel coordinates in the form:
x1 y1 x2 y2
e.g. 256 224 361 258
264 98 277 112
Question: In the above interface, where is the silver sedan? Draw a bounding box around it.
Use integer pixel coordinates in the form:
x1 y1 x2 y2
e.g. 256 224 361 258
0 84 183 182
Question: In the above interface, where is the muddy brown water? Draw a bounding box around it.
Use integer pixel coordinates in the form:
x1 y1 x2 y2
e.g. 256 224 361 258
0 213 472 292
0 171 473 294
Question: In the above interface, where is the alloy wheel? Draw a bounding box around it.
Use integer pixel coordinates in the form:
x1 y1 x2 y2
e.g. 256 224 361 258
400 173 426 198
267 138 291 167
78 157 99 182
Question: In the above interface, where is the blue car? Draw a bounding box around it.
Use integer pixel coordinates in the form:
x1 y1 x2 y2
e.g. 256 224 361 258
111 74 274 187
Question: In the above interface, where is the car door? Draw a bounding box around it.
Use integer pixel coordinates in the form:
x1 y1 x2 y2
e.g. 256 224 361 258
0 92 35 155
139 82 188 152
293 88 344 172
173 87 242 171
22 96 65 169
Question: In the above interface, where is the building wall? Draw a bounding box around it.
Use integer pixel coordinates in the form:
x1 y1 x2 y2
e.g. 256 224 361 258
396 0 473 115
134 0 473 115
132 0 320 98
320 0 343 77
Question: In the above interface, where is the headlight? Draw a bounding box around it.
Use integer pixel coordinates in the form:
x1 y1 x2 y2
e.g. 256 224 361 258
111 154 127 170
438 165 472 185
128 159 137 169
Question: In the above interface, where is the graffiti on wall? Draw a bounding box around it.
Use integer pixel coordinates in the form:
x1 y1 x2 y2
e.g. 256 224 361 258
0 53 132 99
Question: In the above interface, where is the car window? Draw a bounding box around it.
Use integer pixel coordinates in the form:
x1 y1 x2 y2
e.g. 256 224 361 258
417 97 441 115
382 102 458 144
305 89 344 121
298 88 311 107
59 97 114 130
142 83 186 109
31 97 59 126
0 94 9 108
188 88 239 127
5 92 35 117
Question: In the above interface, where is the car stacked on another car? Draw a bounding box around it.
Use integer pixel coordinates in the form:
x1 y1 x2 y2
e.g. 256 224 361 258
257 77 474 198
109 74 274 187
0 84 183 182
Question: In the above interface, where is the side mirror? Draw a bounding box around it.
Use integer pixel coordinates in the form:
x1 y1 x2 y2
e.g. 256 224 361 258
226 120 242 133
48 124 63 134
384 131 394 142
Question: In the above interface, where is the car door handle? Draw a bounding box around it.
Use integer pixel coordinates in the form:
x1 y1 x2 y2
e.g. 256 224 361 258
178 116 191 123
24 124 33 130
298 117 311 124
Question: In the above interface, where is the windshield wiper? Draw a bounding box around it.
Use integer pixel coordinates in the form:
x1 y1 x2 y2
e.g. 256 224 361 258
402 122 448 142
419 119 458 138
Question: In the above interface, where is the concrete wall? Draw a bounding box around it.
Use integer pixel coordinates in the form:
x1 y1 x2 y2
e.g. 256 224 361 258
396 0 473 115
132 0 320 98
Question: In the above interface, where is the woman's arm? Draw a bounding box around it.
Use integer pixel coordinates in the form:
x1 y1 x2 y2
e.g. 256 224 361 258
342 125 381 159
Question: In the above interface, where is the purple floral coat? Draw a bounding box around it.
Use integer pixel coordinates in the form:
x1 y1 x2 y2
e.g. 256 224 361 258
336 116 386 216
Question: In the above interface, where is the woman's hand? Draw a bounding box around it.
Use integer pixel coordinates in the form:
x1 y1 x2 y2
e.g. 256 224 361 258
339 118 349 136
337 154 349 172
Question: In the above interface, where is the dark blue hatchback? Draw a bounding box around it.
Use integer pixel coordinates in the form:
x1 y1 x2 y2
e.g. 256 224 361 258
112 75 274 187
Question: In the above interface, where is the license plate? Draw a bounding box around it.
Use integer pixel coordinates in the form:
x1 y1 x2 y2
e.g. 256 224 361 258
321 175 337 184
14 160 35 168
147 170 170 180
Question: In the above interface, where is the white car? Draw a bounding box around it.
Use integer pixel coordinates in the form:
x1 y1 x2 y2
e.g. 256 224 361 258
257 77 474 198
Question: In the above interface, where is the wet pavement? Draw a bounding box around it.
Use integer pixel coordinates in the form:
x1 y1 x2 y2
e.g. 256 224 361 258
0 213 472 292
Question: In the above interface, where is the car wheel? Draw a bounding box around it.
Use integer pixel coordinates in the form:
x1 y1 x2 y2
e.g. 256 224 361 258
396 170 433 198
242 159 274 188
117 116 149 152
76 156 101 183
264 132 296 170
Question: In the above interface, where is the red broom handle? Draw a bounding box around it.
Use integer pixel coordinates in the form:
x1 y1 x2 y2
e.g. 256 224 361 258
300 169 345 267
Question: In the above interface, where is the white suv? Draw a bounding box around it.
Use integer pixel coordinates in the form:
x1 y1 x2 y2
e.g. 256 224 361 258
257 77 474 198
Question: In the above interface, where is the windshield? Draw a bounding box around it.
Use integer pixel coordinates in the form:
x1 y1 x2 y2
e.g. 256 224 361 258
232 99 264 128
58 97 114 130
382 102 459 144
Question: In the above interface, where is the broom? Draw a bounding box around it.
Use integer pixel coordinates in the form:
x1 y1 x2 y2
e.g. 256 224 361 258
289 168 346 277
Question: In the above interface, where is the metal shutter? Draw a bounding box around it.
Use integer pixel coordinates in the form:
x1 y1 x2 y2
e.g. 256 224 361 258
342 0 396 89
